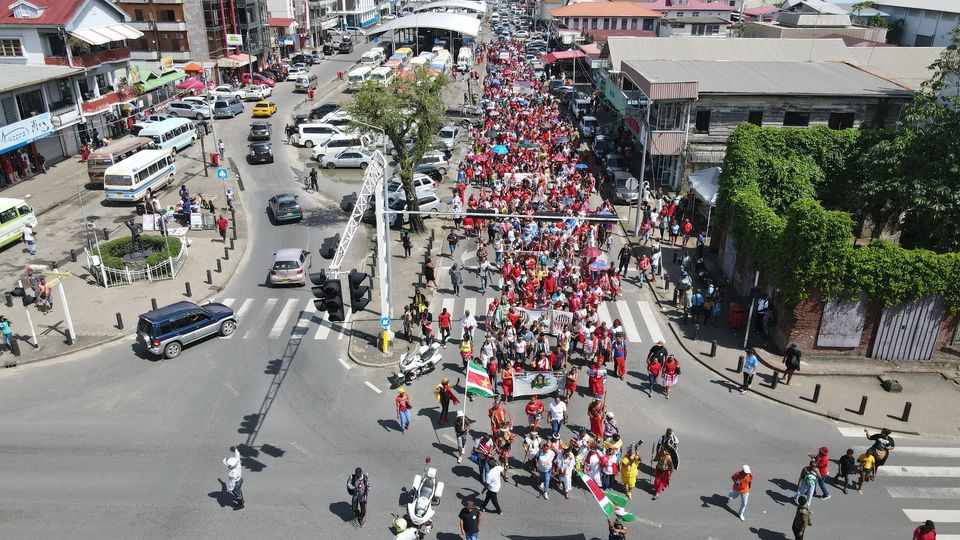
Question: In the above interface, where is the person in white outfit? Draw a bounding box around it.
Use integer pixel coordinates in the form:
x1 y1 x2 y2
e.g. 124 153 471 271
222 444 244 510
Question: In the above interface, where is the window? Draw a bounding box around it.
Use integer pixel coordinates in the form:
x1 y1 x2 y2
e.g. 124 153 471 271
914 34 933 46
16 89 45 119
748 110 763 126
631 18 638 30
134 8 143 21
0 208 16 223
783 111 810 127
0 38 23 57
46 79 74 112
162 9 176 22
694 110 711 133
47 34 67 56
692 11 700 16
591 17 598 29
828 112 855 130
603 18 610 29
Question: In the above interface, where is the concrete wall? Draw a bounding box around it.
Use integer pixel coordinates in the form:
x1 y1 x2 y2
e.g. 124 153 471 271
743 21 888 41
0 27 46 65
182 0 211 61
875 4 958 47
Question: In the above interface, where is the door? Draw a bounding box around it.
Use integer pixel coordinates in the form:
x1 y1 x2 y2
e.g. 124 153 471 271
872 295 945 361
181 309 213 343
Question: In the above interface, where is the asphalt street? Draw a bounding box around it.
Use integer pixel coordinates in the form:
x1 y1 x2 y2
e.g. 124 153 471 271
0 31 957 540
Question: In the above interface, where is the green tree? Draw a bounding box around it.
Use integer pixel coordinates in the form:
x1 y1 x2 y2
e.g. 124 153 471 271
345 68 448 233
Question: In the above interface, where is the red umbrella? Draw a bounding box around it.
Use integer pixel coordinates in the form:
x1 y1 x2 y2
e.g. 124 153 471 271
552 154 568 163
582 246 602 258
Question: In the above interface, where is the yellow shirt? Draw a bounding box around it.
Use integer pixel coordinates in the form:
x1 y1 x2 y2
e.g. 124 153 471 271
858 453 875 470
460 341 472 354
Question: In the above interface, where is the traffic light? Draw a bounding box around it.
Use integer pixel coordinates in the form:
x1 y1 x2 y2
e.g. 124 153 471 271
348 270 370 312
323 278 345 322
310 271 327 311
320 234 340 260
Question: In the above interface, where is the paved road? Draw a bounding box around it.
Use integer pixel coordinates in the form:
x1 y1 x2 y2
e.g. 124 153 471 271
0 34 957 540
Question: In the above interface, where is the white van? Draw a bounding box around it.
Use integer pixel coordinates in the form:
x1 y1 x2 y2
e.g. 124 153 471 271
0 197 37 249
370 66 394 86
457 47 473 71
369 46 386 62
295 123 343 148
295 73 318 92
360 51 381 67
347 66 373 88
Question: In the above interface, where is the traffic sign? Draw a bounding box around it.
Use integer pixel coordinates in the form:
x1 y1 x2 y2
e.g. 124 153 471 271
216 167 229 180
380 316 391 329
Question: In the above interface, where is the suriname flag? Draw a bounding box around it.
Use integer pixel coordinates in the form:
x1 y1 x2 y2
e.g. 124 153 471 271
465 360 495 398
577 471 635 522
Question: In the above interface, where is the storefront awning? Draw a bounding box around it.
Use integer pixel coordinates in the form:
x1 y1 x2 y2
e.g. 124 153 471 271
545 50 587 64
217 54 253 68
135 70 187 92
69 23 143 46
183 62 204 73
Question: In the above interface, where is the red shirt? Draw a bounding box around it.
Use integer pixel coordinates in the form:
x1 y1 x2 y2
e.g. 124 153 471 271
815 453 829 476
525 400 543 416
914 527 936 540
439 312 452 329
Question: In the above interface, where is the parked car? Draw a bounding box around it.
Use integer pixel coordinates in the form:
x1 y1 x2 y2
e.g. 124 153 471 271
240 72 276 87
570 98 590 119
313 133 364 159
210 85 244 100
579 115 599 137
309 50 325 63
437 125 464 151
248 121 272 141
212 97 244 118
514 30 530 39
240 84 271 100
268 193 303 223
387 173 437 202
309 102 340 120
320 148 374 169
389 193 442 219
592 135 614 162
611 170 640 204
137 301 238 359
268 248 312 287
141 113 171 124
182 95 216 107
247 141 274 164
415 151 450 175
338 40 354 54
286 67 308 82
291 54 313 66
166 100 212 120
260 68 285 81
604 152 628 181
252 101 278 117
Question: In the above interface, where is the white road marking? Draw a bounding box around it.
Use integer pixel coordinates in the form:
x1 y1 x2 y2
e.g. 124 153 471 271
269 298 300 339
315 311 331 340
615 300 642 343
364 381 382 394
597 302 614 327
902 509 960 523
853 446 960 459
338 358 352 370
220 298 236 307
886 487 960 499
292 300 317 336
337 308 353 340
242 298 276 339
634 517 662 528
442 297 456 319
881 466 960 478
837 426 868 438
224 382 239 396
637 301 665 344
290 441 312 457
226 298 255 339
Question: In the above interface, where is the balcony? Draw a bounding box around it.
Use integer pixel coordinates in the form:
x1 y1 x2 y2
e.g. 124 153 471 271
81 87 137 115
45 47 131 68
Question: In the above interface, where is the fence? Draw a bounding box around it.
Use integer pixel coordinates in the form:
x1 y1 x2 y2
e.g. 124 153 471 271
85 238 187 288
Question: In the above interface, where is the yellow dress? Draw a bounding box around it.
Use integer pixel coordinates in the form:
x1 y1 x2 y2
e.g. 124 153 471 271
620 455 640 488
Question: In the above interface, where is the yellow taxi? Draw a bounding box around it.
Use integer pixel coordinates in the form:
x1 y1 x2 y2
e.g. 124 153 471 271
252 101 277 117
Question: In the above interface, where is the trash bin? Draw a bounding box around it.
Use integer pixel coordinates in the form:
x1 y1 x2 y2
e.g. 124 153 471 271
337 71 344 80
307 88 315 100
728 303 743 329
210 152 220 166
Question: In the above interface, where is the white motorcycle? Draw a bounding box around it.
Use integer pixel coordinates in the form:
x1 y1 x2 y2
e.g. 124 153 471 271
408 457 444 527
390 341 443 388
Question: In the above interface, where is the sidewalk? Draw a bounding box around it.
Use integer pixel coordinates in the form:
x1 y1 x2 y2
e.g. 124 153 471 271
626 222 960 440
1 136 248 365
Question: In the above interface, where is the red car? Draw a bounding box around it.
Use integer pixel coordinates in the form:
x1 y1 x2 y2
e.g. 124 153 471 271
240 72 276 88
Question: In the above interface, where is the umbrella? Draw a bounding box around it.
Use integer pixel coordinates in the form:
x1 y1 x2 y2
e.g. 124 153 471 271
552 155 568 163
490 78 502 86
556 136 569 143
492 145 509 155
575 163 589 170
582 246 602 258
589 259 610 271
518 142 539 149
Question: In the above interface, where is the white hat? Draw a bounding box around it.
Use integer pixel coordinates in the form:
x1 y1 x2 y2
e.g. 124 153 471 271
457 410 465 417
224 457 239 468
742 465 751 474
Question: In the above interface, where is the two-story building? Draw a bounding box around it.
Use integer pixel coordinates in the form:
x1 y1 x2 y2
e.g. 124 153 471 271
639 0 734 35
871 0 959 47
118 0 207 62
553 2 662 34
0 0 143 170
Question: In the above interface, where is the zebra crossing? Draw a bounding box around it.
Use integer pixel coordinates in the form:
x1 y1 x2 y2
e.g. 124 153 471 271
838 426 960 538
210 296 352 341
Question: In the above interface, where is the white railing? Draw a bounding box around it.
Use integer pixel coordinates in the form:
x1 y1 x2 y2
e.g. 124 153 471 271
85 238 188 288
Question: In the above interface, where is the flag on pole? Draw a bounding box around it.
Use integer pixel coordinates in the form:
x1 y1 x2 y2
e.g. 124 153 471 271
577 471 635 522
465 360 495 398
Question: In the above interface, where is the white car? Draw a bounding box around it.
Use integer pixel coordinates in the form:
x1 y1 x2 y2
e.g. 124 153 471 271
415 151 450 175
182 95 215 107
320 148 374 169
210 85 243 100
387 174 437 202
297 123 344 149
437 125 463 151
286 68 308 81
166 100 212 120
240 84 271 100
579 115 599 137
514 30 530 39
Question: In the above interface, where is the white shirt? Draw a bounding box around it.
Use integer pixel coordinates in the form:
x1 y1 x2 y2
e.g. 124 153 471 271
547 400 567 421
463 314 477 329
537 449 556 472
22 227 35 242
485 465 503 492
224 449 241 490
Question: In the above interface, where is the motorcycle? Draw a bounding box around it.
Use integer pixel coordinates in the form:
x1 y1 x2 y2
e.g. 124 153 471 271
391 514 432 540
390 341 443 388
408 457 444 527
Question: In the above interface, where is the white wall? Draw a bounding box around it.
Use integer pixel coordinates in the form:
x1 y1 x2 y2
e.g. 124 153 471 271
876 4 958 46
0 27 46 65
70 0 128 30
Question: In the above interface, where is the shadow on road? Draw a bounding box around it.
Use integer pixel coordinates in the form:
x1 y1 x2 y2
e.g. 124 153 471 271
699 493 739 517
208 479 235 508
329 501 355 523
749 527 789 540
377 418 402 432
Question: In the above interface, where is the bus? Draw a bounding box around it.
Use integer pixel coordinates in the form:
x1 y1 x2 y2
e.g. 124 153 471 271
86 136 153 186
0 198 37 249
138 118 197 155
103 149 176 202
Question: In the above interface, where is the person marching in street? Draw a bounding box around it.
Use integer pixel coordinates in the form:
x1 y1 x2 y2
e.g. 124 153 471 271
424 256 437 288
660 354 680 399
439 307 452 347
781 343 802 385
435 377 460 425
460 334 473 370
646 342 666 397
612 336 627 379
473 433 495 480
620 444 641 500
420 310 434 344
835 448 856 494
740 348 759 395
599 446 618 490
346 467 370 527
914 520 937 540
856 447 876 495
602 411 619 440
547 394 568 438
493 424 516 479
563 366 578 401
395 387 412 434
794 461 821 505
792 496 812 540
558 447 577 500
455 411 474 463
617 244 631 277
525 394 544 433
480 458 504 515
488 395 510 433
450 263 463 296
588 398 605 439
463 310 477 342
587 361 607 400
447 229 459 258
865 427 896 479
807 447 831 500
536 442 557 499
652 445 675 500
222 443 244 510
654 428 679 462
726 465 753 521
501 362 514 402
459 499 483 540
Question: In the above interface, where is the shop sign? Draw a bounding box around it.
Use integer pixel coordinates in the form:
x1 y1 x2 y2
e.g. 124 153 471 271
226 34 243 46
0 113 54 154
160 56 174 71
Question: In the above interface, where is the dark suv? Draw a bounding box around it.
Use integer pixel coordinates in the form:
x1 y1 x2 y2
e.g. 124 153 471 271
137 301 238 359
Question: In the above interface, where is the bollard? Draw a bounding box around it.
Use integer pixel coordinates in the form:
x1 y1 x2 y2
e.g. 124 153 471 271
151 298 158 311
223 247 229 261
771 371 779 389
230 238 235 250
50 261 58 270
70 249 77 262
710 340 718 357
103 227 110 240
216 259 222 273
811 383 821 404
693 323 700 340
5 292 11 308
856 395 868 415
663 277 670 292
901 401 912 422
185 281 192 297
737 355 744 373
116 312 124 330
65 329 73 346
207 269 213 284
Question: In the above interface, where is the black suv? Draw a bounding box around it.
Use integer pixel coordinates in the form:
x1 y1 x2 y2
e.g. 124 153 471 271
338 41 354 54
137 301 238 359
248 141 273 164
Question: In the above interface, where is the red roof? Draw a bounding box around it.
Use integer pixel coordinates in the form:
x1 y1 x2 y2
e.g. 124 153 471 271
268 17 296 27
585 29 657 41
743 5 780 16
0 0 85 26
638 0 735 12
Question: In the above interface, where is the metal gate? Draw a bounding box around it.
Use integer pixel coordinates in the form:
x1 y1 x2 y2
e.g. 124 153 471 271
872 295 945 361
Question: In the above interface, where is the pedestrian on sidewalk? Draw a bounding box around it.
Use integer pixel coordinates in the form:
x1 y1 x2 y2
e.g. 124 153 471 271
480 458 503 514
401 232 412 258
346 467 370 527
216 214 228 243
450 263 462 295
740 348 758 395
438 307 452 346
221 443 244 510
447 230 459 258
402 305 414 341
660 354 680 399
914 520 936 540
0 315 13 355
617 245 631 277
22 224 37 255
834 448 856 494
794 461 821 505
217 138 225 158
781 343 802 385
807 447 831 500
424 257 437 288
726 465 753 520
395 387 412 433
792 497 812 539
459 499 483 540
435 377 460 424
681 219 693 247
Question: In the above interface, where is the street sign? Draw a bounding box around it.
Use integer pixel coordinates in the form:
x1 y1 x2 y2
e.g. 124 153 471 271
626 177 639 191
216 167 229 180
380 316 391 329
